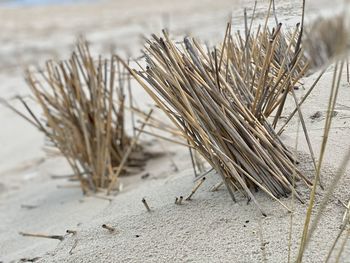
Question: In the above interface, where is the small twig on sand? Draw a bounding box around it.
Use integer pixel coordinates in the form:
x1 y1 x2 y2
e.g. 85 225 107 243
19 232 64 241
175 196 183 205
66 230 77 235
194 168 214 182
186 177 206 201
178 196 183 205
210 182 224 192
142 198 151 212
347 58 349 84
102 224 116 233
19 257 41 262
69 239 78 255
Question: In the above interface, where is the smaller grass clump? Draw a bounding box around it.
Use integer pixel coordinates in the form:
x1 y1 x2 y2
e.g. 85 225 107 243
6 40 148 194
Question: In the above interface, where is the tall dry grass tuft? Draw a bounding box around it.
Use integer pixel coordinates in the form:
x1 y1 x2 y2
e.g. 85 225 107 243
296 11 350 262
4 40 148 194
120 20 312 213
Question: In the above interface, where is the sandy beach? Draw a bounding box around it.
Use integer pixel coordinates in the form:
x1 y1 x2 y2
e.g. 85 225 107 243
1 0 350 262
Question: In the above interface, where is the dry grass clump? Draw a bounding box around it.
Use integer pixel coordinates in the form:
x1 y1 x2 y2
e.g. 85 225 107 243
7 41 148 193
124 21 312 212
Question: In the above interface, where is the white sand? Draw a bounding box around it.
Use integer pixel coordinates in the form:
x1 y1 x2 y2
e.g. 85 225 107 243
1 0 350 262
